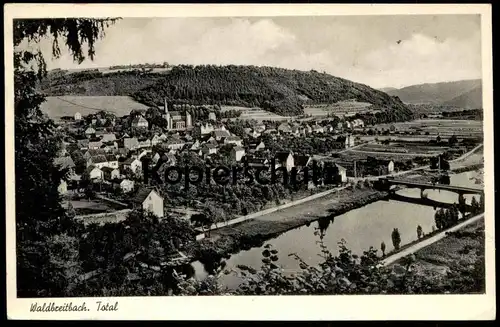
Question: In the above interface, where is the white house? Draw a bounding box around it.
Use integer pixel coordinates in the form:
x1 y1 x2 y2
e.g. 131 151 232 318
132 188 164 218
101 133 117 143
387 160 395 174
275 151 295 172
119 179 135 193
58 179 68 195
224 136 243 147
86 166 103 180
122 157 142 174
88 140 103 150
208 112 217 121
101 167 120 180
231 146 246 162
74 112 82 121
202 144 218 156
132 116 149 129
87 154 119 169
151 134 162 146
124 137 139 150
85 127 96 137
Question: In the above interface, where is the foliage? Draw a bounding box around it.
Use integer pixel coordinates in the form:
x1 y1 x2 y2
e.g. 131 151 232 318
15 18 118 297
391 228 401 250
129 65 412 119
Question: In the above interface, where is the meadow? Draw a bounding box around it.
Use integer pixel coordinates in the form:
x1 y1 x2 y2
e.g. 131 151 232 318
221 105 290 121
374 119 483 138
41 95 150 119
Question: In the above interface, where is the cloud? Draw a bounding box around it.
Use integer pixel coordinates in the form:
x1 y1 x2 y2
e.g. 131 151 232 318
36 17 482 89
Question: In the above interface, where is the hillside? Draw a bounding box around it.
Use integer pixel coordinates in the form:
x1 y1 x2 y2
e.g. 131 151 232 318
386 79 482 105
442 86 482 109
131 65 413 118
40 64 413 120
40 70 164 96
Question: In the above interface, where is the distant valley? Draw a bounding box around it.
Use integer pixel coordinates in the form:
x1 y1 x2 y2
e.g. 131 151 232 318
382 79 482 109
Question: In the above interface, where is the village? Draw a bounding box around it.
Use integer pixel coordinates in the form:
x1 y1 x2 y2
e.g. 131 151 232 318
54 99 388 217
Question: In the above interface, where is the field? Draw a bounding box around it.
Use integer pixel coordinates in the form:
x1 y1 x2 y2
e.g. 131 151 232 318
41 96 150 119
374 119 483 138
66 199 118 215
304 100 373 118
339 150 434 162
356 142 450 156
411 218 485 293
221 105 290 121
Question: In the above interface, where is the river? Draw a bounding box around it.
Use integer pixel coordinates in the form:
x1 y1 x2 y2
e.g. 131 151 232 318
188 169 483 289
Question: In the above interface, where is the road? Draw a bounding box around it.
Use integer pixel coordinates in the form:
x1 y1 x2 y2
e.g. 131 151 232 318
382 213 484 266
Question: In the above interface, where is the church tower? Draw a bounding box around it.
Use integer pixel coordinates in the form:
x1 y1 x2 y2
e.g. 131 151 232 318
185 111 192 128
164 97 172 130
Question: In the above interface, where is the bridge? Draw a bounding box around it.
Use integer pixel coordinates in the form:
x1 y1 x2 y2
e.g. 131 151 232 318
377 177 484 199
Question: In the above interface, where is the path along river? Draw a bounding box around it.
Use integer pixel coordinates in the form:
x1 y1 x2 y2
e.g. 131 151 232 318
189 169 484 289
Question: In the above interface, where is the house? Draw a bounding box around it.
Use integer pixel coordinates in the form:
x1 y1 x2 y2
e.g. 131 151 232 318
114 148 129 159
277 123 292 134
159 133 168 141
165 137 185 151
213 130 231 141
245 128 261 138
255 124 266 133
132 116 149 129
224 136 243 147
85 127 96 137
132 188 164 218
85 166 103 180
137 149 153 160
58 179 68 195
303 124 313 134
231 146 246 162
334 163 348 183
293 154 312 170
248 141 265 153
101 141 118 152
189 140 201 151
244 155 269 168
388 160 395 174
150 134 162 146
345 121 352 129
101 133 117 143
290 125 301 136
74 112 82 121
137 138 152 149
208 112 217 121
88 140 103 150
336 122 344 131
312 125 325 134
83 149 107 161
352 119 365 128
274 151 295 172
124 137 139 150
201 144 218 156
116 179 135 193
345 134 355 148
77 139 90 150
87 154 119 169
101 167 120 180
54 156 76 173
122 157 142 174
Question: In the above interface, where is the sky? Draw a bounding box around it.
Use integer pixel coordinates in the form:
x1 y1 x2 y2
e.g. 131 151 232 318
28 15 482 89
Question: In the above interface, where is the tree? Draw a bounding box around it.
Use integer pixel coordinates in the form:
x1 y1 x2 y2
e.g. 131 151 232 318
417 225 423 240
470 196 480 215
15 18 118 297
458 194 467 218
449 135 458 146
380 241 386 257
391 228 401 250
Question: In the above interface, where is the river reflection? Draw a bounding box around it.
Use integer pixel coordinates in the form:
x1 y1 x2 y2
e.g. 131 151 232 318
190 170 483 289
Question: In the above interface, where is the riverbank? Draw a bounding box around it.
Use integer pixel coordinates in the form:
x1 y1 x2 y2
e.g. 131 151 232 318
381 212 484 265
194 187 388 262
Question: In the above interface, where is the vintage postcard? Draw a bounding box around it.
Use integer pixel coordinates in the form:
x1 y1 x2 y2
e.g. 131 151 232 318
5 3 495 320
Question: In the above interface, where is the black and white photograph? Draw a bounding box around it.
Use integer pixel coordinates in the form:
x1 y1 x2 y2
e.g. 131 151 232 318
5 4 495 320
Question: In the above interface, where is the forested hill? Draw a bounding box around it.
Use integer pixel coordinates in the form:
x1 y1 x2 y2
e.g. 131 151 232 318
131 65 412 118
40 65 413 119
